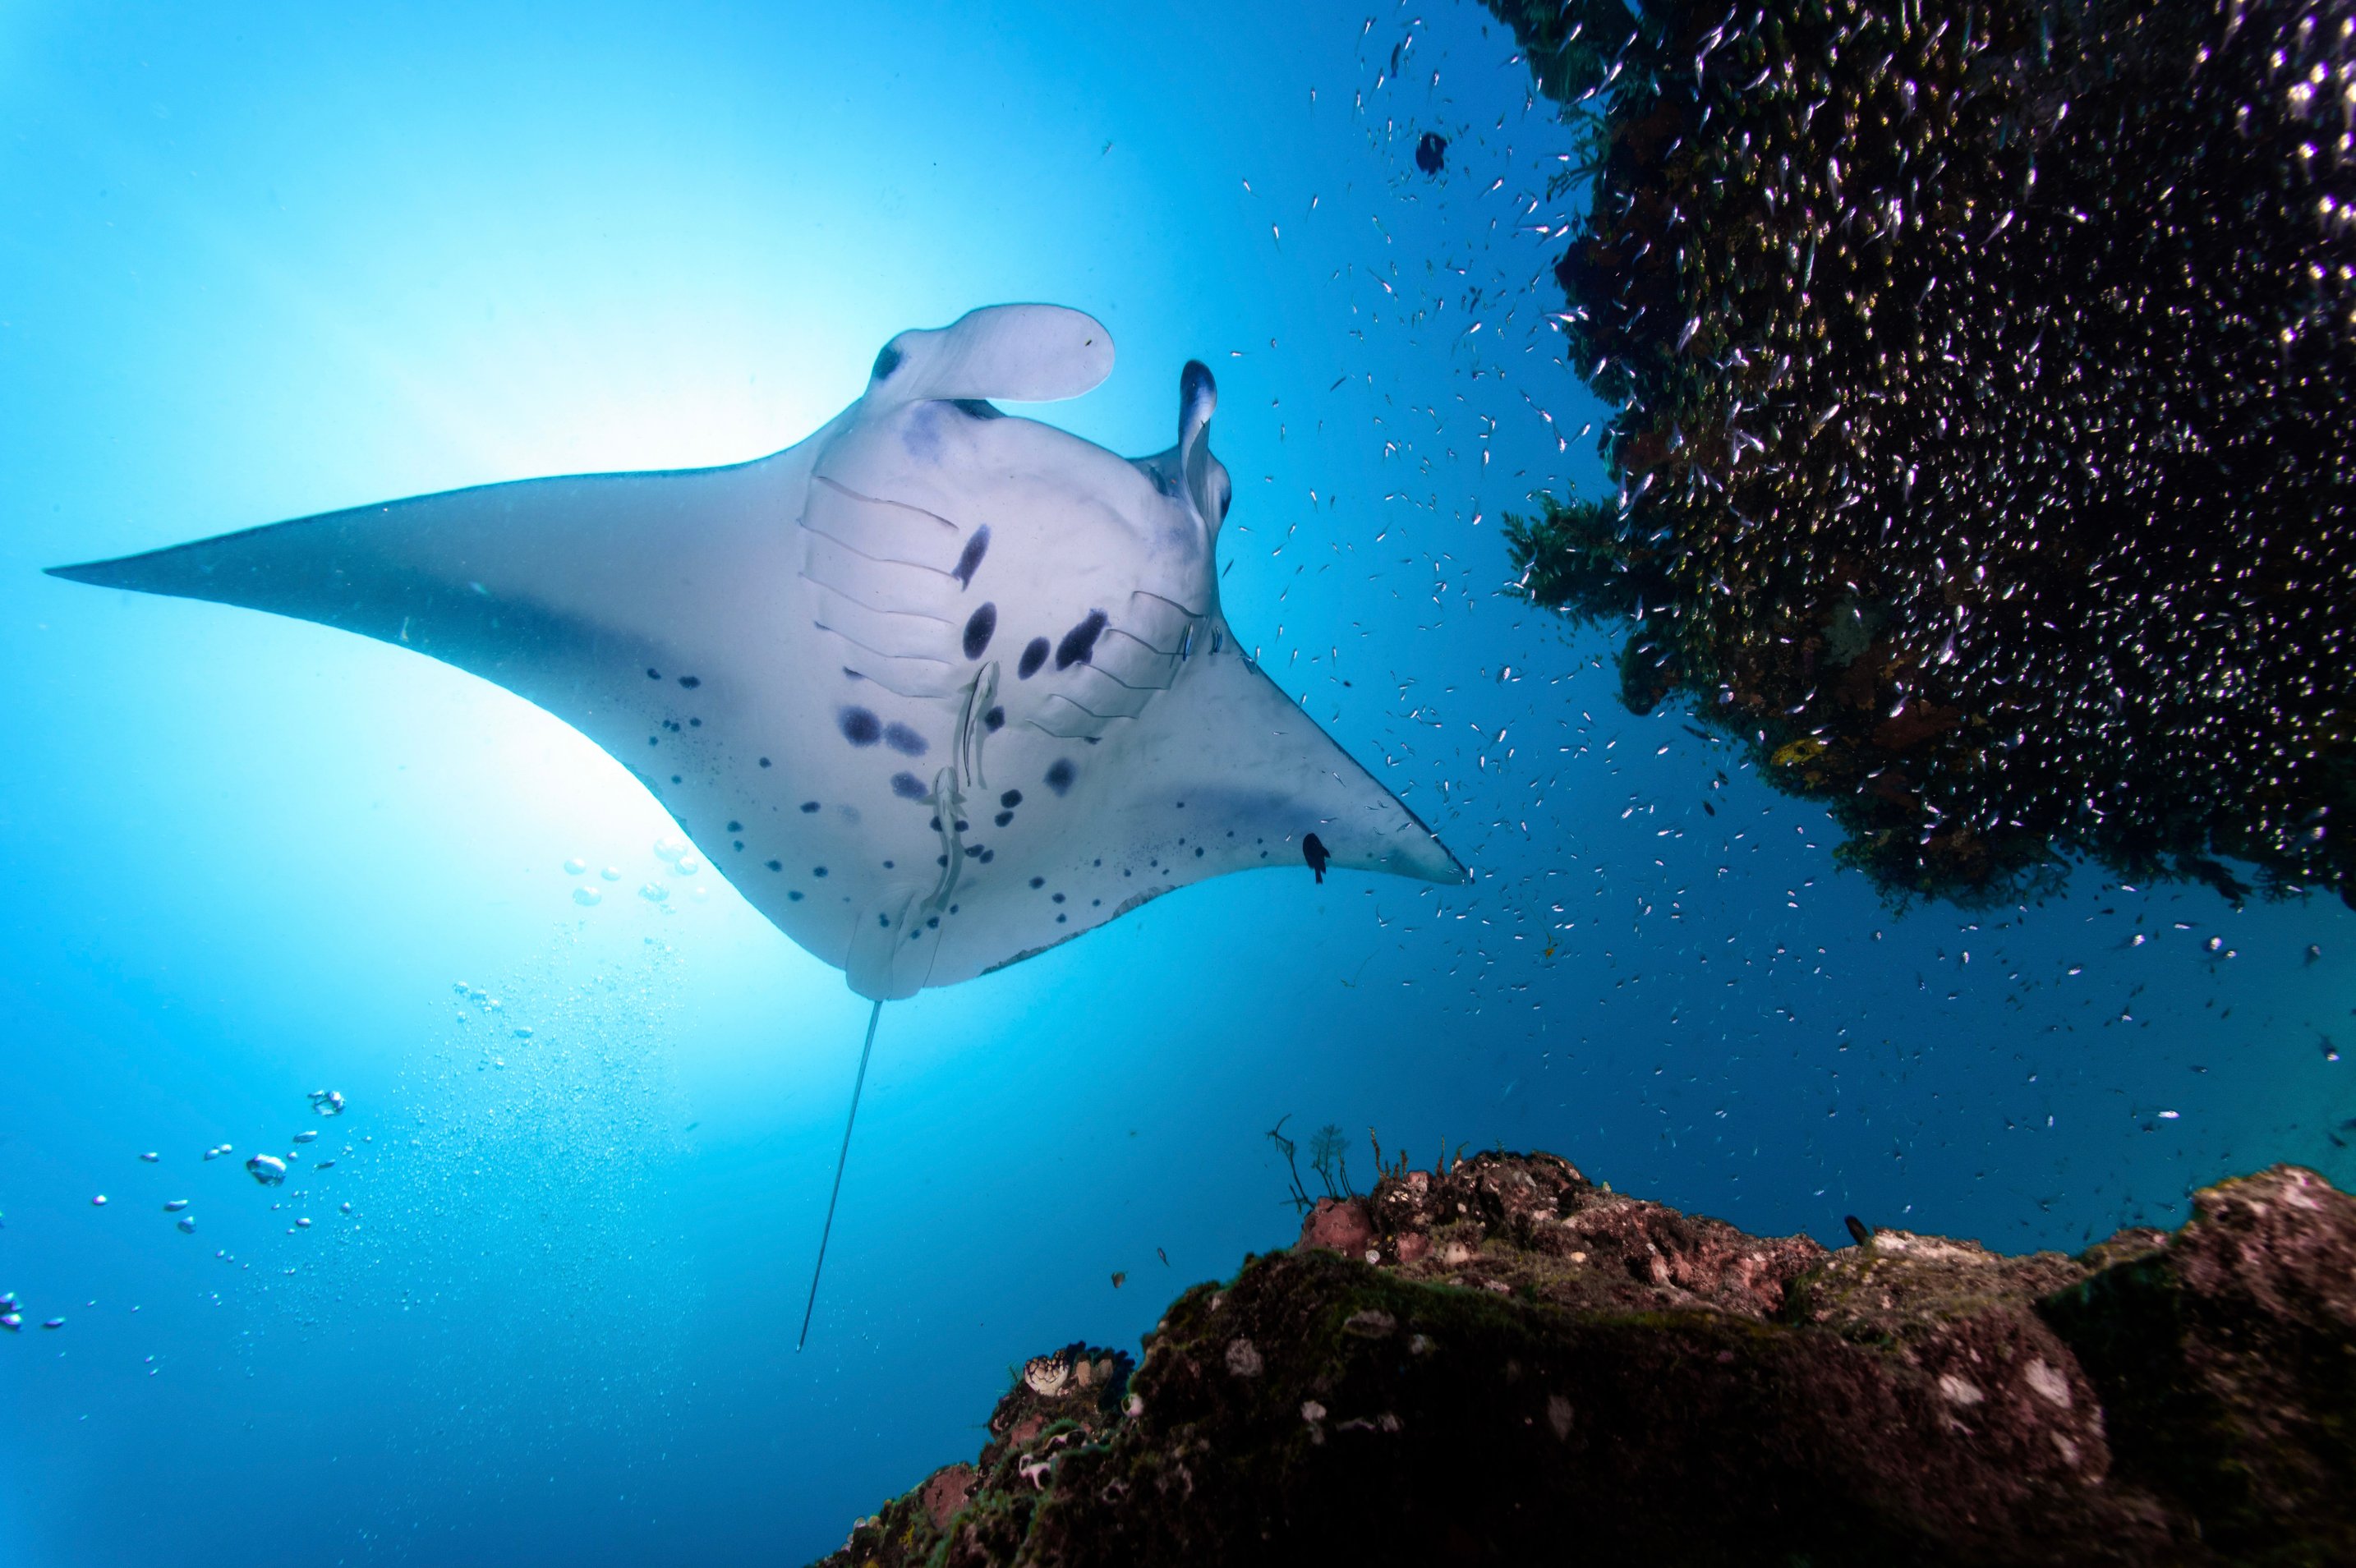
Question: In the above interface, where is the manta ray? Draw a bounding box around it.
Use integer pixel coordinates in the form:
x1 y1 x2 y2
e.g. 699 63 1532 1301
49 302 1467 1340
53 304 1463 992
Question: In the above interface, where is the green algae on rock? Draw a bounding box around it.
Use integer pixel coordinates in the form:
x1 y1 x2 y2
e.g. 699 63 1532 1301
1492 0 2356 909
813 1152 2356 1567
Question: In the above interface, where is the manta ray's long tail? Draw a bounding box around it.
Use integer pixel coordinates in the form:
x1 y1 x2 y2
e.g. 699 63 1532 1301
798 998 885 1351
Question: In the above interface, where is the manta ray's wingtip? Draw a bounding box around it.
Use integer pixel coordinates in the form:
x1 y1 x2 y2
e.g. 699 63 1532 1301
1387 825 1471 887
1383 792 1471 886
46 534 245 600
46 549 185 595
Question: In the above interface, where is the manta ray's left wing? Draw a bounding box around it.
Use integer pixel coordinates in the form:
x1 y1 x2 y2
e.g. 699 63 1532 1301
47 438 826 812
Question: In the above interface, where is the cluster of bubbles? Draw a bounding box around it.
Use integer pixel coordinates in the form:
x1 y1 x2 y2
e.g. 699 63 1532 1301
1496 0 2356 907
559 839 711 908
366 957 696 1429
563 855 623 906
643 835 708 904
11 1091 362 1337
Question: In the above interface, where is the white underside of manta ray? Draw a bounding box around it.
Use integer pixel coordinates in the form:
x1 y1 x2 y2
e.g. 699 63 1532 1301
52 304 1468 1000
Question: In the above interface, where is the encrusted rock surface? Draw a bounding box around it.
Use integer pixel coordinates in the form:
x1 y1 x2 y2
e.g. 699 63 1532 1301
814 1153 2356 1566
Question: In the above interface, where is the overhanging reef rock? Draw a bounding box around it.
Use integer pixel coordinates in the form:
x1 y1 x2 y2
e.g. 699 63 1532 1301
816 1151 2355 1566
1493 0 2356 909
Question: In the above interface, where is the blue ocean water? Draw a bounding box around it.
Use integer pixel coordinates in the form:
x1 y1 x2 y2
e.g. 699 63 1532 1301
1 2 2348 1562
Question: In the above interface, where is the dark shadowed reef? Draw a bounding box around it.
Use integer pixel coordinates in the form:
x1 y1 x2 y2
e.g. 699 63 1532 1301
1484 0 2356 911
814 1150 2355 1567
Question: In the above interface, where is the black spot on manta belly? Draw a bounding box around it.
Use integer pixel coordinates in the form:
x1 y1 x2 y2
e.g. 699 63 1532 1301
1044 758 1076 796
890 771 927 800
962 602 997 660
995 811 1013 826
1055 610 1108 669
984 706 1005 731
678 675 700 689
1000 789 1023 808
1018 637 1050 679
840 707 881 746
871 343 902 380
802 800 820 812
883 722 928 756
953 525 992 588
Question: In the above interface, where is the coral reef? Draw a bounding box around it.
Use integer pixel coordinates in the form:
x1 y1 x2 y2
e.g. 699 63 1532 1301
813 1151 2356 1566
1490 0 2356 908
